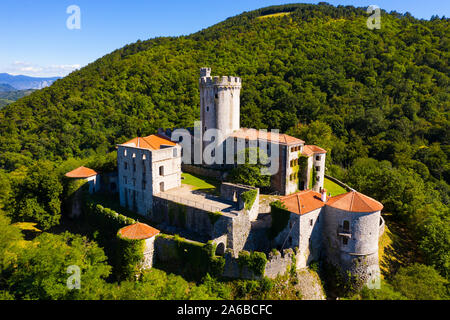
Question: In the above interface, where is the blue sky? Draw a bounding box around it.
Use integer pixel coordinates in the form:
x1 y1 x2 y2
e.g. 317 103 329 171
1 0 448 77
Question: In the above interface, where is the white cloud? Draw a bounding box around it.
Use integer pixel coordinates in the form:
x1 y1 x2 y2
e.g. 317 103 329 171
3 61 81 77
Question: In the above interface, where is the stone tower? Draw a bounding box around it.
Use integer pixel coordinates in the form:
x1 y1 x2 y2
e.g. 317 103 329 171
323 191 384 290
199 67 241 151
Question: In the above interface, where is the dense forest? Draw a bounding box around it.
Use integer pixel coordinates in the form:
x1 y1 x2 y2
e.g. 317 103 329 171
0 3 448 299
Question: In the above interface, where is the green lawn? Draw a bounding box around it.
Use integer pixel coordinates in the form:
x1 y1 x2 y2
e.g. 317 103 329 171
181 172 219 192
323 177 347 197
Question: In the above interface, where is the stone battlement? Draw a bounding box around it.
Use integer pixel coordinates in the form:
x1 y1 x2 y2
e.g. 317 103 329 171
200 75 241 87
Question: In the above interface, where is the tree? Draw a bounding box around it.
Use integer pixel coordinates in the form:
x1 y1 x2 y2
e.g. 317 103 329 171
227 147 270 188
5 232 111 300
419 216 450 279
0 211 23 288
11 161 63 230
391 264 449 300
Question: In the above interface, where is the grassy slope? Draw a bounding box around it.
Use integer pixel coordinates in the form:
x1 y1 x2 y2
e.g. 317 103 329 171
323 177 347 196
181 172 217 190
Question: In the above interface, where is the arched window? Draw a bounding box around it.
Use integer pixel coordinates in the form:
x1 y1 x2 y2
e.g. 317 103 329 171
215 243 225 256
343 220 350 231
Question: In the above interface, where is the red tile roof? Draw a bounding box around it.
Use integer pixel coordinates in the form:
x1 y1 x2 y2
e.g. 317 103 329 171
302 145 327 156
118 222 160 240
326 190 383 213
65 166 98 178
280 190 327 215
230 128 304 146
120 134 176 151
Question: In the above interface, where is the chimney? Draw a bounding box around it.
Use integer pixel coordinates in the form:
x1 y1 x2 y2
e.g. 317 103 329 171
321 188 327 203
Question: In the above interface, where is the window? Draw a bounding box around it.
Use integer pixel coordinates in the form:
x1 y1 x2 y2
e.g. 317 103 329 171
159 166 164 176
173 148 178 157
142 180 146 190
343 220 350 231
133 162 136 172
124 162 128 170
215 93 218 99
316 155 321 161
343 237 348 245
142 161 146 173
124 149 127 156
316 166 320 172
206 106 209 112
310 219 313 226
317 176 320 181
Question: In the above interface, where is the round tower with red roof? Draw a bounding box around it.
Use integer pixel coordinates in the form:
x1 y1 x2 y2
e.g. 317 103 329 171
323 190 384 290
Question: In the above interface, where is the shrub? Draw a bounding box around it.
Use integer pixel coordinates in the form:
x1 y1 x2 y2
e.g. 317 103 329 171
268 201 290 239
241 189 258 211
238 250 268 277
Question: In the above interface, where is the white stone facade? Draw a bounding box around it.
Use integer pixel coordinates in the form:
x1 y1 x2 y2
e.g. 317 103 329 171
117 144 182 216
275 199 382 287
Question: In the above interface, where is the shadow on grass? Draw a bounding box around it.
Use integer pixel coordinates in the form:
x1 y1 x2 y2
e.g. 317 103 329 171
379 214 422 280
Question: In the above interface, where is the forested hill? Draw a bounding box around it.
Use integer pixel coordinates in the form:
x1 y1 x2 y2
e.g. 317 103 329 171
0 3 449 297
0 3 448 174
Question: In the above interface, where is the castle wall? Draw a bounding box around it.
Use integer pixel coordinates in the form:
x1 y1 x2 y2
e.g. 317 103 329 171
298 208 323 268
118 146 153 215
271 208 324 268
264 248 297 278
222 248 298 280
117 145 181 216
273 213 301 250
151 196 229 238
220 182 260 221
151 146 182 193
322 206 381 287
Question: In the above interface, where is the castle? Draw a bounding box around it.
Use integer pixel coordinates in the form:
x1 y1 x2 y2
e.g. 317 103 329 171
82 68 385 288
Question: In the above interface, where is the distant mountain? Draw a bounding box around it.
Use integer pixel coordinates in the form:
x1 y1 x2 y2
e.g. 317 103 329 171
0 88 36 109
0 83 16 92
0 73 60 90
